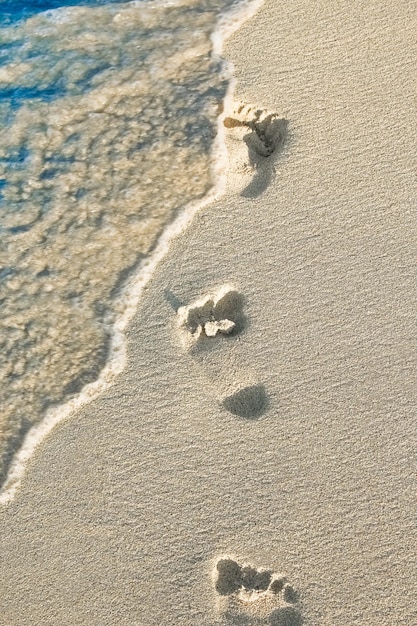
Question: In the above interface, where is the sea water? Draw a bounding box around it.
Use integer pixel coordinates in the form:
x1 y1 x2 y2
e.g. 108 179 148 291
0 0 263 498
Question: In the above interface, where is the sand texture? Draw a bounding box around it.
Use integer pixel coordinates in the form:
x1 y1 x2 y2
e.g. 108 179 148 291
0 0 416 624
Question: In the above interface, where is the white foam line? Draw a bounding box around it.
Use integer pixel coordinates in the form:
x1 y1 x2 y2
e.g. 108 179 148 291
0 0 266 507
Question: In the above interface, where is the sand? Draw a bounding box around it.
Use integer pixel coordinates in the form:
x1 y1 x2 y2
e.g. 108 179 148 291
1 1 416 624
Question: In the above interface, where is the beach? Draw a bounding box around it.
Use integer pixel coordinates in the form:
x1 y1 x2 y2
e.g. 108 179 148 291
1 0 416 624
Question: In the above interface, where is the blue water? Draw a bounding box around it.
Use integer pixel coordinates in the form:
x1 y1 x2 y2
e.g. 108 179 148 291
0 0 130 25
0 0 259 489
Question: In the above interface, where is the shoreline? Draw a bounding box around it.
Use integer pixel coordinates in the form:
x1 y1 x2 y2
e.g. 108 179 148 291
1 1 416 624
0 0 265 505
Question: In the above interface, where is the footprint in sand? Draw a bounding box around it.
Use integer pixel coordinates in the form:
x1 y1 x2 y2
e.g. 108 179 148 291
213 557 302 625
223 102 288 198
176 285 246 348
174 286 269 419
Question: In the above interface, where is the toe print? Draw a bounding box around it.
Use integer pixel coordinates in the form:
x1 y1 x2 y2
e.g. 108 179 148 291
176 285 246 350
213 557 302 625
221 384 268 419
224 103 283 158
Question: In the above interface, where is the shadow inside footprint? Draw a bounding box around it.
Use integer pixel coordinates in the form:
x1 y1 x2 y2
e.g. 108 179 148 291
215 559 243 596
241 565 272 592
222 385 268 419
213 289 246 335
177 286 247 351
214 557 302 626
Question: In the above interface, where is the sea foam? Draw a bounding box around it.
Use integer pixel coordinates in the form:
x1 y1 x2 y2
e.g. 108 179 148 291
0 0 265 504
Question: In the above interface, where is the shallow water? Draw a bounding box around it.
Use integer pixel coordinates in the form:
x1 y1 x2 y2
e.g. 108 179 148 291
0 0 259 487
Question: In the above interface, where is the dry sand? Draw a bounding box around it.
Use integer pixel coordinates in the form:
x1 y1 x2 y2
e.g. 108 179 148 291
1 1 416 624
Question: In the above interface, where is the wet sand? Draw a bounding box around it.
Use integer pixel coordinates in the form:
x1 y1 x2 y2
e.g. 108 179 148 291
1 1 416 624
